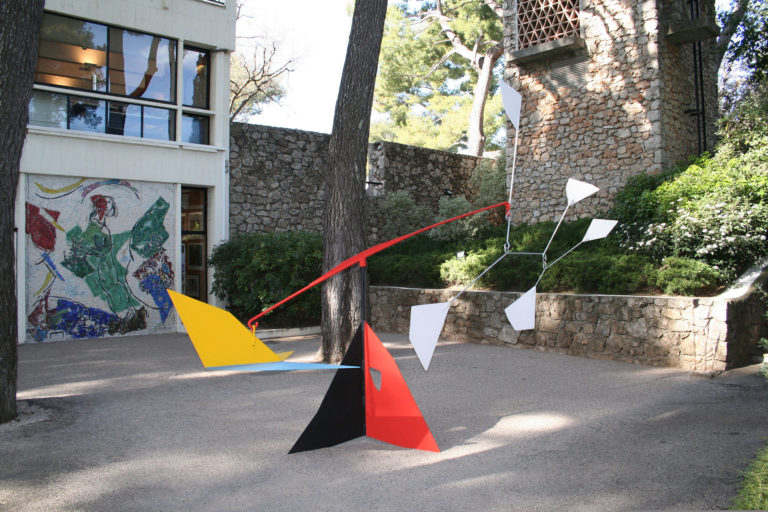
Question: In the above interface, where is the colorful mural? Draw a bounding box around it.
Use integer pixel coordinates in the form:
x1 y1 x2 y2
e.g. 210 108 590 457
25 176 176 342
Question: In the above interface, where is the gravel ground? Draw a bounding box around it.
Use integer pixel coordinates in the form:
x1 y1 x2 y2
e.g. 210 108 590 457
2 331 767 511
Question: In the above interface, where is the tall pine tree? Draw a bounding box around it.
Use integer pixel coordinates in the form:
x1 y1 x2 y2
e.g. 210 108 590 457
372 0 505 156
321 0 388 362
0 0 44 423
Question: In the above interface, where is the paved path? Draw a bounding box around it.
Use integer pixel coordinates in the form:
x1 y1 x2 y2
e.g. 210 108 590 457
2 332 767 511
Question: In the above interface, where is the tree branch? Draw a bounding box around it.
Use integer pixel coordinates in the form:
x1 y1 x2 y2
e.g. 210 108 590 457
482 0 504 19
229 42 293 121
424 48 457 78
718 0 751 53
435 0 479 66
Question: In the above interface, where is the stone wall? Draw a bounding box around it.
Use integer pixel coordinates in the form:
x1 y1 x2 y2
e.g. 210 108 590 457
369 280 767 372
229 123 490 240
502 0 719 224
658 0 720 166
229 123 329 237
367 141 487 212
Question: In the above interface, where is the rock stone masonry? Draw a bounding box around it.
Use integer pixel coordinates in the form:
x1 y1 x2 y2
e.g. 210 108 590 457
502 0 719 225
229 123 489 242
229 123 330 237
367 141 486 210
658 0 720 166
369 283 767 372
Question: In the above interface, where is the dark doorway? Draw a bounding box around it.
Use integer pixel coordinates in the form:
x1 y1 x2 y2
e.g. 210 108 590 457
181 187 207 302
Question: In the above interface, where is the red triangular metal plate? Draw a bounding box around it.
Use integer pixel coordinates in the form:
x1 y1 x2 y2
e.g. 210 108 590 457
363 323 439 452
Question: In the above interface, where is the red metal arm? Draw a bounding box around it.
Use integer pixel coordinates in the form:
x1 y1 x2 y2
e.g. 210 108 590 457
247 201 510 329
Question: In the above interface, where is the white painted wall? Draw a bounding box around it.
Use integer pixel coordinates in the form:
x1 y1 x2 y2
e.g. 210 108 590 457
16 0 234 342
42 0 236 51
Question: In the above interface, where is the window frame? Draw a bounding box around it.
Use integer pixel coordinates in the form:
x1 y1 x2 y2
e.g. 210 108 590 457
31 11 217 146
35 12 179 106
29 89 177 141
181 45 210 110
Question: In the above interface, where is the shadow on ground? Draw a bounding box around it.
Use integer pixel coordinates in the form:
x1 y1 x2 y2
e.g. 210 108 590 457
2 332 767 511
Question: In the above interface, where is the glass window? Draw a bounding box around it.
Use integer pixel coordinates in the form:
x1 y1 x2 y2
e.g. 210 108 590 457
29 91 176 141
182 47 209 108
35 13 107 91
143 106 175 141
182 114 209 144
107 102 142 137
29 91 68 129
69 96 105 133
108 28 176 102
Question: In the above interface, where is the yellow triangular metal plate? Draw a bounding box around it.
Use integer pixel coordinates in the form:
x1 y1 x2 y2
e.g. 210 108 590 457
168 290 290 367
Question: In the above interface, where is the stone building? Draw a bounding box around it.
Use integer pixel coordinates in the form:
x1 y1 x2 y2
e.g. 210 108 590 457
503 0 720 223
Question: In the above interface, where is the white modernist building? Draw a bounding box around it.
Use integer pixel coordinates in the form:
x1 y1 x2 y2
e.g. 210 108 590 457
16 0 236 343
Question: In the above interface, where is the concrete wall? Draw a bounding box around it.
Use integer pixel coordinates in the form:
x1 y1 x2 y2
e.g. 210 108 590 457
370 280 767 372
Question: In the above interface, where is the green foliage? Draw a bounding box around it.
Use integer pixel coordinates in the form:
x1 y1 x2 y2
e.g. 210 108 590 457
429 195 487 242
759 338 768 380
368 215 730 296
371 3 505 152
732 443 768 510
433 219 652 294
370 94 504 153
720 79 768 153
611 130 768 282
652 257 722 296
209 231 322 327
371 191 433 240
439 244 542 290
538 252 656 294
469 155 508 224
369 252 451 288
721 0 768 83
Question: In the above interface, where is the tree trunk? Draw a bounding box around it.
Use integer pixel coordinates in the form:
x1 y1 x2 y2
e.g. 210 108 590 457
321 0 388 363
467 45 502 156
0 0 44 423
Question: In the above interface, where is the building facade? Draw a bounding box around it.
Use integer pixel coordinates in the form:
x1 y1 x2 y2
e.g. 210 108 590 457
16 0 236 343
503 0 720 223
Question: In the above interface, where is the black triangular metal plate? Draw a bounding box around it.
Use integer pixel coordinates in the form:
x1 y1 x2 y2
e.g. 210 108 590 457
288 324 365 453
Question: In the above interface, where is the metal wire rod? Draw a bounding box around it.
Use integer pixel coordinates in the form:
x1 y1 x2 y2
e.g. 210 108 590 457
448 252 510 306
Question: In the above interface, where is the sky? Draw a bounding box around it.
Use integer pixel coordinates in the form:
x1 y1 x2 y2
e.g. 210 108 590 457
236 0 355 134
238 0 736 134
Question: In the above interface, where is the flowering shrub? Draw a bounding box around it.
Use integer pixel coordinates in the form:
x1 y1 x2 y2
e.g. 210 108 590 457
612 132 768 283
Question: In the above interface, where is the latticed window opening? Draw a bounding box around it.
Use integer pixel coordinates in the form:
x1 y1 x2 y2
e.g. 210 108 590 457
516 0 581 50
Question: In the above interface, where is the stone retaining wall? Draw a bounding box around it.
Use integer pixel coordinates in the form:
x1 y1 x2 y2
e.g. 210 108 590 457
369 281 767 372
229 123 329 236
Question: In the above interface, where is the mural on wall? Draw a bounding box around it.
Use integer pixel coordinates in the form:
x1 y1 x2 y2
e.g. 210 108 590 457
25 176 176 342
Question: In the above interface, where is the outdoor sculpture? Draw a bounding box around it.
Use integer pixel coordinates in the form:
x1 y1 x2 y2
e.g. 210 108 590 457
407 84 618 370
169 83 619 453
